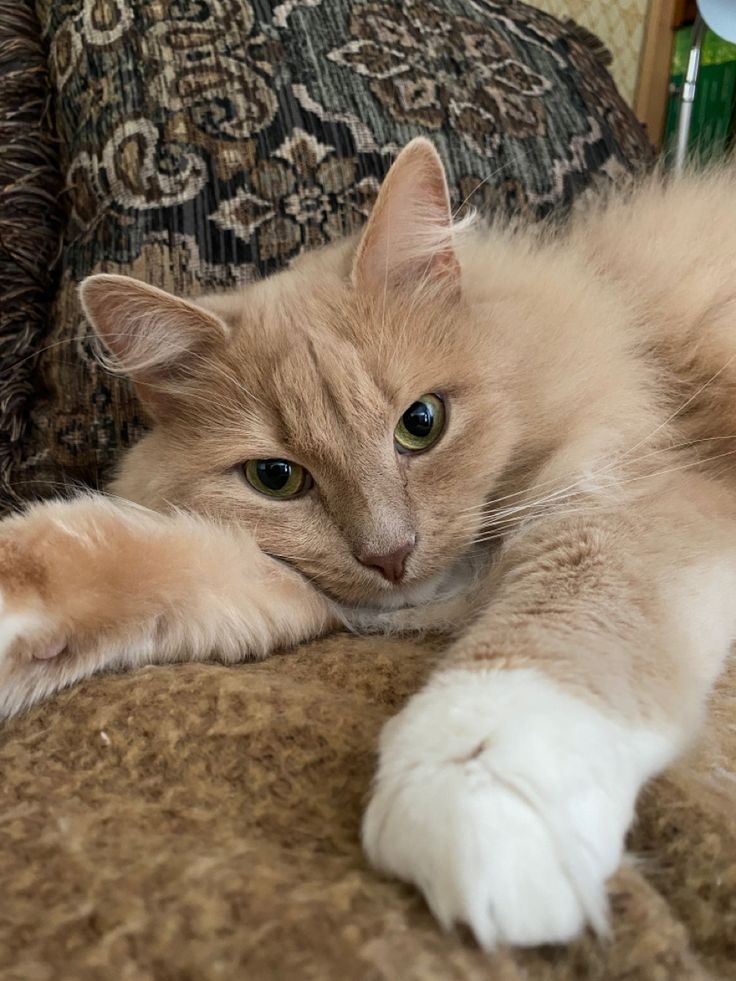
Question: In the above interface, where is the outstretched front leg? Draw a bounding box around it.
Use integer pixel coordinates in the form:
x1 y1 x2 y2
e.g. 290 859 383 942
0 495 334 718
363 473 736 948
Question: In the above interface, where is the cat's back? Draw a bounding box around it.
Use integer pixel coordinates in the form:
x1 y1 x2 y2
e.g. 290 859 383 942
571 168 736 343
572 167 736 446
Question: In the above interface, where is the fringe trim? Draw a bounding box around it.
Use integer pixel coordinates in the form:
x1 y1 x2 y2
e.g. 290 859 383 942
0 0 63 514
560 17 614 69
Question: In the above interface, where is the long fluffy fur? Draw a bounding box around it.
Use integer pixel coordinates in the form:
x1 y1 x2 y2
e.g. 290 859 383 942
3 141 736 949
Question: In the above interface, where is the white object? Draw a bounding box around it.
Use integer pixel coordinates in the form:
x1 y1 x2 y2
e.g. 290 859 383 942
698 0 736 43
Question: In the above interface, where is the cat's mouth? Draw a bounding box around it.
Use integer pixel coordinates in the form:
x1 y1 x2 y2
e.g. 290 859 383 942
267 542 484 613
352 574 449 611
332 549 483 613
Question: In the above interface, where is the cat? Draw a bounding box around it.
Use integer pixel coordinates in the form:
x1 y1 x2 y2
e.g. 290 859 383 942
2 137 736 950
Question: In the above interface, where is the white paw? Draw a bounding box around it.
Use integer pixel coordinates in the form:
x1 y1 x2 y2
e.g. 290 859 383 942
363 669 671 949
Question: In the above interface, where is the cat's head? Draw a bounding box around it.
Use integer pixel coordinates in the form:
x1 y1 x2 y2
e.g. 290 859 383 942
80 140 521 607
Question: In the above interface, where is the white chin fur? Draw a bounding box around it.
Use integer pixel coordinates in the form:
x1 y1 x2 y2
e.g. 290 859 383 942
342 548 481 620
362 667 672 949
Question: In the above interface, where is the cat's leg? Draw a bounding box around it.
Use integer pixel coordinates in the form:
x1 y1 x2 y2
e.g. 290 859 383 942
363 473 736 948
0 495 333 718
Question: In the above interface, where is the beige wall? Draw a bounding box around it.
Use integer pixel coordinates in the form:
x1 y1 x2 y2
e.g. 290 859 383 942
527 0 650 104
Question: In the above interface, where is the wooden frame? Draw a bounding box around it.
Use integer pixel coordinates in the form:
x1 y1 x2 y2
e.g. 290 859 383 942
635 0 677 146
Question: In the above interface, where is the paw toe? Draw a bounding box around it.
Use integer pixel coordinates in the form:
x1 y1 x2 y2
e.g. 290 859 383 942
0 593 58 662
33 638 67 661
364 759 602 950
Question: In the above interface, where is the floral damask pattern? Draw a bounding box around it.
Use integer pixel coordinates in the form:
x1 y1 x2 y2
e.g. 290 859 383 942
211 130 378 259
14 0 653 504
329 1 551 153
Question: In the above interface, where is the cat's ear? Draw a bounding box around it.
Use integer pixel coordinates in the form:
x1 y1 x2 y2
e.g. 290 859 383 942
352 138 460 295
79 274 229 413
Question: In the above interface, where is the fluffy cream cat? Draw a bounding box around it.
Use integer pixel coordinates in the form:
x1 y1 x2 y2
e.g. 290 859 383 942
2 138 736 949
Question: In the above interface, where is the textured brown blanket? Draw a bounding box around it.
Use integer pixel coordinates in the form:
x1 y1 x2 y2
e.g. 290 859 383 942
1 634 734 979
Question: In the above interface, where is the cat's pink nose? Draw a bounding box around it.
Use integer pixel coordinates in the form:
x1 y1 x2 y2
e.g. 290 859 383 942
357 541 415 583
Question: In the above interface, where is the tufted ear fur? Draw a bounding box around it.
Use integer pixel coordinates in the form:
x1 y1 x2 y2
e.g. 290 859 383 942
79 274 229 416
352 138 460 296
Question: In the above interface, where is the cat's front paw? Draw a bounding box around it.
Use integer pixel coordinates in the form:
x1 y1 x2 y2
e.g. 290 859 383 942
0 593 66 663
0 507 75 659
363 669 670 949
0 565 69 720
0 497 156 718
0 594 70 720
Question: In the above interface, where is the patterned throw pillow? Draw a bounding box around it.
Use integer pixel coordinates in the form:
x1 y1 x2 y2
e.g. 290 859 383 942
10 0 653 507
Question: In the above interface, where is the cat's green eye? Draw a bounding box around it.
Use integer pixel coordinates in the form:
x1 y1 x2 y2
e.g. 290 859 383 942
394 393 446 453
244 459 311 499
